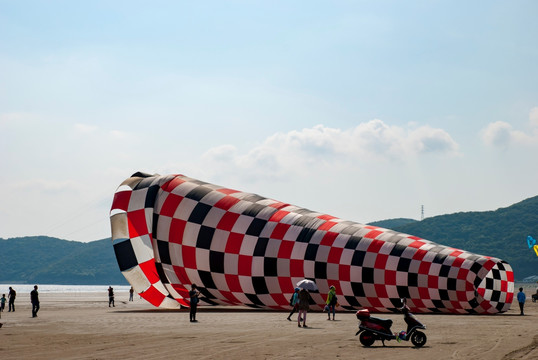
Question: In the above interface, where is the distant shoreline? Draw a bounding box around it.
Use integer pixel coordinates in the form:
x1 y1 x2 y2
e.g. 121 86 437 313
0 283 131 294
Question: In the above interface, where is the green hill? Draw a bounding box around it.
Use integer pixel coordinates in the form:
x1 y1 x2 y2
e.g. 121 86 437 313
0 195 536 284
367 218 418 229
389 196 538 279
0 236 127 285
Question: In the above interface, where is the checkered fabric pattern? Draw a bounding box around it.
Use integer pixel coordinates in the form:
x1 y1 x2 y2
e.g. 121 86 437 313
110 173 514 314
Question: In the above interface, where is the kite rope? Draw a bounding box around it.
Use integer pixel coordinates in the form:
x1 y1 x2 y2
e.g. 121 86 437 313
43 192 112 241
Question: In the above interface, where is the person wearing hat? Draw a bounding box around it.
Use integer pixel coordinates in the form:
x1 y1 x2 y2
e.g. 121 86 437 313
286 287 300 321
325 285 338 320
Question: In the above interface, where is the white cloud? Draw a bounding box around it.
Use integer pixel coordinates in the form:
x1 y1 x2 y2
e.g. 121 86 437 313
406 125 460 154
481 121 517 148
481 108 538 148
202 144 238 162
201 120 459 181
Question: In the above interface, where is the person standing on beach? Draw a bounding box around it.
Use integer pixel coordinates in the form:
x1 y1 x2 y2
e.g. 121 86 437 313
325 285 338 321
517 287 526 315
297 288 310 328
129 287 134 301
0 294 6 312
189 284 200 322
108 286 115 307
286 287 300 321
8 287 16 312
30 285 40 318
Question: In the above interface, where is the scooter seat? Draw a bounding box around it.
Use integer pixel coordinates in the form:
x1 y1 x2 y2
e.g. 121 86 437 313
369 317 393 329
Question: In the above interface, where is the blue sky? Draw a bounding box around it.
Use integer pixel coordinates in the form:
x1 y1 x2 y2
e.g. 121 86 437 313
1 1 537 242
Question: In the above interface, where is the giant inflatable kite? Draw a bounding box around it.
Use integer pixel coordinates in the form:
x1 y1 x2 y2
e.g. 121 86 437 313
110 172 514 314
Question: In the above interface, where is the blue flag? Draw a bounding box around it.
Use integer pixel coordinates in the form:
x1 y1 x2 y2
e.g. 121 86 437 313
527 235 536 249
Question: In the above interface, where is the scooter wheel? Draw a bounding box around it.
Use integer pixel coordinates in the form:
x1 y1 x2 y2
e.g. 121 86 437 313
359 331 376 347
410 331 427 347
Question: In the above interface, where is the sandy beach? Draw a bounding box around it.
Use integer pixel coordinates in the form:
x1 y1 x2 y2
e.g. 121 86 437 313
0 285 536 360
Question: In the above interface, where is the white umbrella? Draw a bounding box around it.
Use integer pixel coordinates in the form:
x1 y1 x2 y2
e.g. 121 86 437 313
296 279 319 292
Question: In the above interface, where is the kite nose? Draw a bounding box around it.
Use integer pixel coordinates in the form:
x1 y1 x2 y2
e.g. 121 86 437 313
475 261 514 313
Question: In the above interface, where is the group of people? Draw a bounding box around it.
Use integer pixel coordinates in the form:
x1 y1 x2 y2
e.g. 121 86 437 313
186 283 340 326
107 286 135 307
0 286 40 318
2 285 132 319
1 287 15 313
286 285 338 327
2 284 532 324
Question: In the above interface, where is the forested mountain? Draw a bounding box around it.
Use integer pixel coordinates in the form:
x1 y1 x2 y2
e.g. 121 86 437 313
0 236 127 285
1 195 536 284
367 218 418 229
381 196 538 279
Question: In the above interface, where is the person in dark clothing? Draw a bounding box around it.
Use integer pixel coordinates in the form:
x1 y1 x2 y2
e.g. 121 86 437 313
8 287 16 312
30 285 40 318
286 287 300 321
108 286 115 307
189 284 200 322
517 287 526 315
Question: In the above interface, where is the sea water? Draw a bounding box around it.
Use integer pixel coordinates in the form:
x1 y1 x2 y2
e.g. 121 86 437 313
0 284 131 294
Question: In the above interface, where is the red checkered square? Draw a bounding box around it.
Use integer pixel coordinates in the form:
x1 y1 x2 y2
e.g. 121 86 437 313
374 253 388 268
327 246 343 263
318 220 338 231
182 246 197 269
160 193 184 217
277 240 294 258
161 177 186 192
217 212 241 231
138 259 161 284
237 255 252 276
225 232 244 254
214 195 241 210
127 209 149 238
269 210 290 222
112 190 131 211
320 231 338 246
140 285 166 307
271 223 291 240
338 264 351 282
169 218 186 244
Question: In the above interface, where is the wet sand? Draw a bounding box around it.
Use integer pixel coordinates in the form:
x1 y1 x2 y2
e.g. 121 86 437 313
0 287 536 360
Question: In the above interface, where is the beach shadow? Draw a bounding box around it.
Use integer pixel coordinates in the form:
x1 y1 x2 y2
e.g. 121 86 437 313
113 307 321 314
112 309 183 314
362 344 430 349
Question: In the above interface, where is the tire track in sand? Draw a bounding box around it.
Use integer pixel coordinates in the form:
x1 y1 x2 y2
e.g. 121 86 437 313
501 334 538 360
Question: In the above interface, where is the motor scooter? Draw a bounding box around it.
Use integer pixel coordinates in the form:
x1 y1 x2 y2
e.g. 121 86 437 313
355 298 427 347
